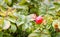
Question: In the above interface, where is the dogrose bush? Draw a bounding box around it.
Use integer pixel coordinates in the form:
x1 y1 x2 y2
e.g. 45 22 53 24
0 0 60 37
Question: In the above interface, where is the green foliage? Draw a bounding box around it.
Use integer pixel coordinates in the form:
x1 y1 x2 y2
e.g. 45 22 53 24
0 0 60 37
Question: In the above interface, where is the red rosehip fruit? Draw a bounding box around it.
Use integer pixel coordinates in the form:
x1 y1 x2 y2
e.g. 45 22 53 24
35 16 43 24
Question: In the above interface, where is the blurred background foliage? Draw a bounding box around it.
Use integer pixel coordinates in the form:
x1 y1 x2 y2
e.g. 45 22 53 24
0 0 60 37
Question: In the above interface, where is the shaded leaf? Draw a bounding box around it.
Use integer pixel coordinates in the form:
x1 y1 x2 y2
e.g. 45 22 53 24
9 24 17 33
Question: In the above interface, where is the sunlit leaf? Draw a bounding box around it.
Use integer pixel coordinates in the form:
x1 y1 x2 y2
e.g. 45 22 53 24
19 0 26 5
3 19 11 30
7 16 16 23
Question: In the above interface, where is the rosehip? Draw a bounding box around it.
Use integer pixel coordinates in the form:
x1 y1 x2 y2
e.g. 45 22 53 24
35 16 43 24
54 24 58 28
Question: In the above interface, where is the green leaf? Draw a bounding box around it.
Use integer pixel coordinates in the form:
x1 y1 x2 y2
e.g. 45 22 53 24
9 24 17 33
41 34 51 37
16 15 26 26
0 0 4 5
22 22 34 33
55 32 60 37
5 0 12 6
19 0 26 5
28 33 40 37
0 32 3 37
28 28 51 37
3 19 11 30
7 16 16 23
3 33 13 37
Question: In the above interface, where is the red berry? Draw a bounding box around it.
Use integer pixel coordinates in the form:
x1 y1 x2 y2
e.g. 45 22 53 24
35 16 43 24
